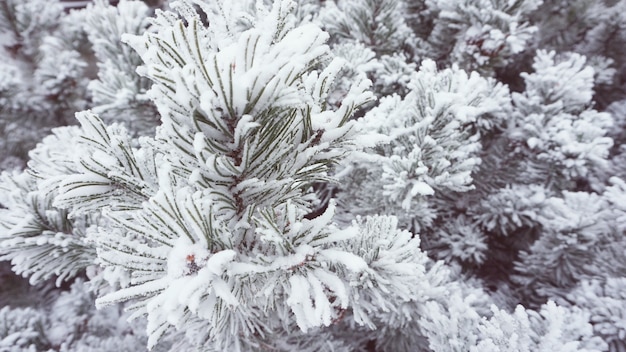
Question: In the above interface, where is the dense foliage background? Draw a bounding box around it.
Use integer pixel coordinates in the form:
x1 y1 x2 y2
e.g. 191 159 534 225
1 0 625 351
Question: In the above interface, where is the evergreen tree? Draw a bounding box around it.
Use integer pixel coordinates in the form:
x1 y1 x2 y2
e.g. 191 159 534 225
0 0 90 169
1 0 626 351
83 0 159 134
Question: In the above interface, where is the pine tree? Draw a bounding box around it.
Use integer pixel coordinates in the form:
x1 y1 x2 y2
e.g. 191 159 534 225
425 0 541 75
0 0 90 169
1 0 626 351
83 0 159 134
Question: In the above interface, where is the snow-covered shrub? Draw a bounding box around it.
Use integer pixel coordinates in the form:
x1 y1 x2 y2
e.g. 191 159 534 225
336 59 510 229
1 0 626 351
560 278 626 352
83 0 159 134
510 50 614 185
0 127 98 286
426 0 541 74
0 0 90 169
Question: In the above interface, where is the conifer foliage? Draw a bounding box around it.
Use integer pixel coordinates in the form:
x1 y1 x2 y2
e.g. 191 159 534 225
1 0 626 351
